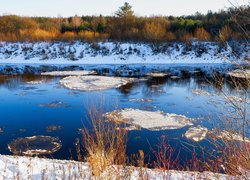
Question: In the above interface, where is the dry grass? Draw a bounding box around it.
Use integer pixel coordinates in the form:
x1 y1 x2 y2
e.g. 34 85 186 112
204 72 250 177
80 107 127 177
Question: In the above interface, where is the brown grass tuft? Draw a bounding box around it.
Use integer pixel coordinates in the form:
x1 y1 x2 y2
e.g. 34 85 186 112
81 107 127 177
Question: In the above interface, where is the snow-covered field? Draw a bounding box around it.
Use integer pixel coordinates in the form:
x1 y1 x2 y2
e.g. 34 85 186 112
0 41 248 65
0 155 237 179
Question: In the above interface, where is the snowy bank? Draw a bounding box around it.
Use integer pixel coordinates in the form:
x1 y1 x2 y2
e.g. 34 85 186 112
0 41 248 66
0 41 248 76
0 155 239 179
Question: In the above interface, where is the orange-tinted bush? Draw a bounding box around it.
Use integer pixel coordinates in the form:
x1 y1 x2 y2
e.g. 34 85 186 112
60 31 78 41
219 25 232 42
194 27 211 41
143 22 166 42
165 32 176 41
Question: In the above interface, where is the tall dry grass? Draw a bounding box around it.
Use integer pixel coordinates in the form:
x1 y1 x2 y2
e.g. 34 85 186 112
206 73 250 177
80 107 127 177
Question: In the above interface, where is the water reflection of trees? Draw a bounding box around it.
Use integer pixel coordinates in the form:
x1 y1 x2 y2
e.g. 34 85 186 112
0 75 53 90
142 77 168 96
117 82 137 95
141 75 245 97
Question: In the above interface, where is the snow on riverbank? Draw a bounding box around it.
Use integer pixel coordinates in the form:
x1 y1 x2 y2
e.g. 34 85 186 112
0 155 237 179
0 41 248 65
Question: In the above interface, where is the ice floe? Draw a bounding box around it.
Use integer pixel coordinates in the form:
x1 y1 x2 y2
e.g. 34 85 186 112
170 75 180 79
8 136 62 156
147 72 169 78
39 101 69 108
26 80 45 84
129 98 153 103
224 96 243 103
105 109 194 131
192 89 211 96
60 75 135 91
228 69 250 79
41 70 96 76
214 130 250 143
184 126 208 142
46 125 63 132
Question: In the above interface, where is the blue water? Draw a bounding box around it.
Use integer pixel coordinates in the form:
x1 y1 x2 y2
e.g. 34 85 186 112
0 74 243 163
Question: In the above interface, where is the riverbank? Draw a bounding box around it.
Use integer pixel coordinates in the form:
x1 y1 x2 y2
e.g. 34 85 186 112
0 155 238 179
0 41 248 65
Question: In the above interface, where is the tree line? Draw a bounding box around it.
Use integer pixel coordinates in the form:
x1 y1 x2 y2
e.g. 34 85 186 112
0 2 249 43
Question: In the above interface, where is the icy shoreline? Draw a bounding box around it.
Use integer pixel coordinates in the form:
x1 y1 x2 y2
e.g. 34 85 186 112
0 155 239 179
0 63 236 76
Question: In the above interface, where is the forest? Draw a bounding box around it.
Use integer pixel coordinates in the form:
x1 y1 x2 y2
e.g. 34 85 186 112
0 3 249 43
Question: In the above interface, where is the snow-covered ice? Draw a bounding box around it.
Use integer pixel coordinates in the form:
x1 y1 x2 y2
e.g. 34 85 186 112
146 72 169 77
41 70 96 76
215 130 250 143
8 136 62 156
129 98 153 103
228 69 250 79
224 96 244 103
105 109 194 131
60 75 135 91
39 101 69 108
184 126 208 142
192 89 211 96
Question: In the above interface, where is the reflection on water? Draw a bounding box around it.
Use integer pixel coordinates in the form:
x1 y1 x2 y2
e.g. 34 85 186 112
0 74 249 163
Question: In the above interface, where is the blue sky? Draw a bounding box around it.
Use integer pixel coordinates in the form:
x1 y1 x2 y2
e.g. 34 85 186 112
0 0 248 17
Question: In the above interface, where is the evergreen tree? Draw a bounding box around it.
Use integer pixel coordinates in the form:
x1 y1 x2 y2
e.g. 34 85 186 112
115 2 134 17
